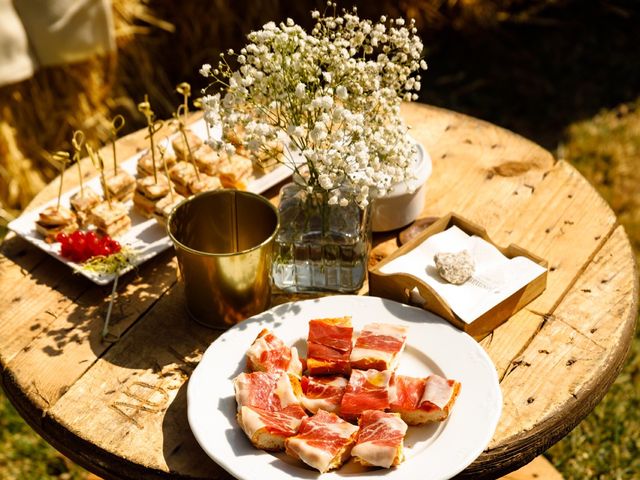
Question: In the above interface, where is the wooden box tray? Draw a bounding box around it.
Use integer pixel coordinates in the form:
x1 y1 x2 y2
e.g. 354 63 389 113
369 213 548 340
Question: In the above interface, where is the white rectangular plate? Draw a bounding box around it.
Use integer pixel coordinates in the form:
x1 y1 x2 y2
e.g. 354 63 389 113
8 119 294 285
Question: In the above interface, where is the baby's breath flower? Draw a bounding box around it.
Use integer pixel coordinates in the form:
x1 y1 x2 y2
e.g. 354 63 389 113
201 6 424 208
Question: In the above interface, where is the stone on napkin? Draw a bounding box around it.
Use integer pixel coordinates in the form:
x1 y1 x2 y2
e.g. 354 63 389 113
434 250 475 285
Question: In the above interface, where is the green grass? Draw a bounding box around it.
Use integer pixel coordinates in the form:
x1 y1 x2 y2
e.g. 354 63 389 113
545 101 640 480
0 393 86 479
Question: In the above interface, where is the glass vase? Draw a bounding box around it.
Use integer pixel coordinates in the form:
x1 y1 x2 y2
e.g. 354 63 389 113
272 182 371 293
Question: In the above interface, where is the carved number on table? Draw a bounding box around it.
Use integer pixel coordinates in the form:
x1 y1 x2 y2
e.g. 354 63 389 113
109 381 170 429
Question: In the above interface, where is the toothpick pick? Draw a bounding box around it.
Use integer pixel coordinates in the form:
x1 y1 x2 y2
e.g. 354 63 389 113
158 144 175 202
71 130 85 196
176 82 191 124
87 144 112 208
138 96 161 183
175 105 200 181
52 151 70 210
110 115 125 174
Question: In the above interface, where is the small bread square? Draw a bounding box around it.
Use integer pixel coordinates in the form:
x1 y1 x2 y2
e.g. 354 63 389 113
389 374 461 425
350 322 407 371
284 410 358 473
246 328 303 377
351 410 407 468
340 369 393 420
172 129 203 161
101 168 136 202
306 317 353 376
237 405 307 451
188 174 222 195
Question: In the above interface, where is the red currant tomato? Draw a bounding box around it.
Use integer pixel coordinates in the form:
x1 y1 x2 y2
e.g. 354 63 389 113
56 232 69 244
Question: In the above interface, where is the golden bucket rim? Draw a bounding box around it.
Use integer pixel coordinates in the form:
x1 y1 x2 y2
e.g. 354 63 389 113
166 189 280 257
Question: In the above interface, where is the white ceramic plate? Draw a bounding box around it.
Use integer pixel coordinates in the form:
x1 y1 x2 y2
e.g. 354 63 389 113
187 295 502 480
7 118 295 285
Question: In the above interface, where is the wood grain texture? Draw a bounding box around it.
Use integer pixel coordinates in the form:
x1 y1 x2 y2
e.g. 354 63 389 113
0 103 636 480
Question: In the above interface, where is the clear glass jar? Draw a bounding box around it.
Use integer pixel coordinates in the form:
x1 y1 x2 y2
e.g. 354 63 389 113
272 182 371 293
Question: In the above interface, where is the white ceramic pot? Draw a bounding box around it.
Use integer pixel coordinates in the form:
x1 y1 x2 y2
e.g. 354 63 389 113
371 142 432 232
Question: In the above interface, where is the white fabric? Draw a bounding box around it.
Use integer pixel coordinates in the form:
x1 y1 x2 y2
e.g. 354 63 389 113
0 0 114 87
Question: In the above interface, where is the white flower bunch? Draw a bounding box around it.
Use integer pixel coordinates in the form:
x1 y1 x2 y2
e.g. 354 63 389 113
201 3 426 208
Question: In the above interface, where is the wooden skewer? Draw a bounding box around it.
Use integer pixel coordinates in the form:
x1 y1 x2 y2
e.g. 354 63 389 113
158 144 175 202
110 115 126 174
71 130 85 196
87 144 112 208
176 82 191 124
52 151 70 211
138 96 161 183
175 104 200 181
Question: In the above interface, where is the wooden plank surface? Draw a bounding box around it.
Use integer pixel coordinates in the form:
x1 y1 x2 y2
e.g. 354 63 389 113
1 103 637 480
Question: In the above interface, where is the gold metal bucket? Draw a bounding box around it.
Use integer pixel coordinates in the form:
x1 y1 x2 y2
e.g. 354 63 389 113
167 190 279 329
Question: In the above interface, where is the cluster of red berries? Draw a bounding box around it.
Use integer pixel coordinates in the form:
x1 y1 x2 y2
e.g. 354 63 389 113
55 230 121 263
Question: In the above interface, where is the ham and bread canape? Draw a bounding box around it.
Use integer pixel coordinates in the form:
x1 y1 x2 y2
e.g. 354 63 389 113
90 201 131 237
306 316 353 376
246 328 303 377
172 129 203 162
389 374 461 425
234 372 307 451
133 175 170 218
136 150 177 177
101 168 136 202
193 148 226 176
284 409 359 473
153 193 185 226
36 206 78 242
350 322 408 371
168 162 198 196
188 174 222 195
340 369 393 420
69 188 101 227
351 410 407 468
217 154 253 189
300 375 348 414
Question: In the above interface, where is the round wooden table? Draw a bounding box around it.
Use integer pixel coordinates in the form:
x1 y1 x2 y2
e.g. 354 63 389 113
0 103 637 479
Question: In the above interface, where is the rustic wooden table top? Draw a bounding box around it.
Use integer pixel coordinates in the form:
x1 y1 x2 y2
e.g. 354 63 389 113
0 103 637 480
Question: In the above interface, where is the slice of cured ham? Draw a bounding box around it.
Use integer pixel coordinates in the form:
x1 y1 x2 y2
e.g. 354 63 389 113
234 371 307 450
246 328 303 376
340 369 393 420
350 322 408 371
237 405 307 451
351 410 408 468
284 409 359 473
300 375 348 414
306 317 353 375
389 374 461 425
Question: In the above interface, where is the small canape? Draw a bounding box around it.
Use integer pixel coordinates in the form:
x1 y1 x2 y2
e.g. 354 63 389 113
193 147 225 176
136 150 177 177
171 129 203 162
133 174 170 218
36 206 78 243
188 174 222 195
169 162 199 196
101 168 136 203
218 154 253 189
90 201 131 237
69 188 101 227
153 193 185 226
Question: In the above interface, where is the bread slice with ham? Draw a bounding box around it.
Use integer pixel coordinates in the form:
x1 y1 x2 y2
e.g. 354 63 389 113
284 409 359 473
389 374 461 425
300 375 348 414
306 317 353 376
246 328 302 377
340 369 393 420
351 410 408 468
234 371 307 451
350 322 407 371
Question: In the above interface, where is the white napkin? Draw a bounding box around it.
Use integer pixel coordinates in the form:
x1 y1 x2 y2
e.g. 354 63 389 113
379 226 547 324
